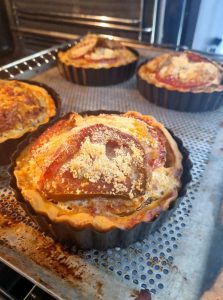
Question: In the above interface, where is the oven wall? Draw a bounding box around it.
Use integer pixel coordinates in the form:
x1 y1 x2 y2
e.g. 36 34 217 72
5 0 156 52
5 0 216 58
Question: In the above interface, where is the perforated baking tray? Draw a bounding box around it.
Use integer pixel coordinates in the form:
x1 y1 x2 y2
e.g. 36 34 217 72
1 40 223 300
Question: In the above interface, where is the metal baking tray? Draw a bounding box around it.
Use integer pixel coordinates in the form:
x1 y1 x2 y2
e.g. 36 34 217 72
1 38 223 300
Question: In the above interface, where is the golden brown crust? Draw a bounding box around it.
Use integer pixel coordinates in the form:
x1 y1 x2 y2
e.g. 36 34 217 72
14 111 183 232
138 51 223 93
58 34 138 69
0 80 56 143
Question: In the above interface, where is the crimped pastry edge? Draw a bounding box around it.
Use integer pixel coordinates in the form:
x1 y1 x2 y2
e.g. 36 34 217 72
9 110 192 250
57 41 139 86
137 55 223 112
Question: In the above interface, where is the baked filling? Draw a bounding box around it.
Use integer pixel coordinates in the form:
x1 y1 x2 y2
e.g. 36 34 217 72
0 80 56 143
139 51 223 92
58 34 138 69
14 112 183 231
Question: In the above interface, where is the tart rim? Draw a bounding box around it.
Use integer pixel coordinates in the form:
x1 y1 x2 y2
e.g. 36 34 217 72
12 111 185 233
57 36 139 70
137 51 223 94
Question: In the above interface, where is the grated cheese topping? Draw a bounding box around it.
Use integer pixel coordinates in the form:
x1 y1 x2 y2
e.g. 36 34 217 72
60 126 145 198
159 53 219 85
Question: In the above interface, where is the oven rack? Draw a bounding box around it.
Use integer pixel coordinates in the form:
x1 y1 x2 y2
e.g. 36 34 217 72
0 42 71 80
0 261 54 300
0 37 171 80
0 41 223 300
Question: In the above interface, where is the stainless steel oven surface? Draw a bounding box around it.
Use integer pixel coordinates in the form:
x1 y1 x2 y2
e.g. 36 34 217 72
0 38 223 300
4 0 156 53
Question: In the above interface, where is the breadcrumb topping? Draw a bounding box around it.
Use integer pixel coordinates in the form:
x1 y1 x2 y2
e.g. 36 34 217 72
61 126 145 198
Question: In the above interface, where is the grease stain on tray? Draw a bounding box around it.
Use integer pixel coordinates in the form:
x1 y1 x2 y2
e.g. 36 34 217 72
0 172 135 300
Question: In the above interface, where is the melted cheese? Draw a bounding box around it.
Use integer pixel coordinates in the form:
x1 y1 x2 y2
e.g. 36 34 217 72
159 53 219 85
85 48 119 60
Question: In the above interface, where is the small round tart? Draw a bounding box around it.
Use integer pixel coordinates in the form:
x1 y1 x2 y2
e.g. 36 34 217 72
58 34 137 69
0 80 59 164
137 51 223 111
14 111 183 242
57 34 139 86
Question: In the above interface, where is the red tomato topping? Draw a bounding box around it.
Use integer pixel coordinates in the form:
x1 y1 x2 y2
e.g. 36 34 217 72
39 124 150 200
123 113 167 168
187 52 208 63
155 72 207 89
155 52 211 89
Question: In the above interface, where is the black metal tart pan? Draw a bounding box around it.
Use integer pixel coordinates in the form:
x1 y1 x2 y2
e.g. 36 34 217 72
0 80 61 165
137 61 223 112
57 44 139 86
9 110 192 250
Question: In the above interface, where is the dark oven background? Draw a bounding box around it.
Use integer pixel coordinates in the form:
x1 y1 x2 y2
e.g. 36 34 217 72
1 0 196 56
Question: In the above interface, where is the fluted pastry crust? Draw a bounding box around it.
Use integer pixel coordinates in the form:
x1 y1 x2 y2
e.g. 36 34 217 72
14 111 183 232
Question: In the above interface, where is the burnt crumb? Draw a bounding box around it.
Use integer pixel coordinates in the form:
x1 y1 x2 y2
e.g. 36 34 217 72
131 289 152 300
0 212 86 282
0 219 17 227
0 238 9 246
147 255 175 270
137 198 153 211
96 281 103 297
128 247 143 255
51 199 58 205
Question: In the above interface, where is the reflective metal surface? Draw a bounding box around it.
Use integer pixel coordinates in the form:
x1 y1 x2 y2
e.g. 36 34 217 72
5 0 156 52
0 41 223 299
16 11 151 33
16 9 141 25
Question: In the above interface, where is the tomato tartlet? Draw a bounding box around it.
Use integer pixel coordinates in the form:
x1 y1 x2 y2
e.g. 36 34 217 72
137 51 223 111
58 34 139 86
12 111 191 249
0 80 60 164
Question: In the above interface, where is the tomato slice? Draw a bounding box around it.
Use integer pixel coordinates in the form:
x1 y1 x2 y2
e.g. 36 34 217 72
187 52 208 63
30 114 76 156
123 112 167 169
155 72 207 89
39 124 150 200
68 35 98 59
